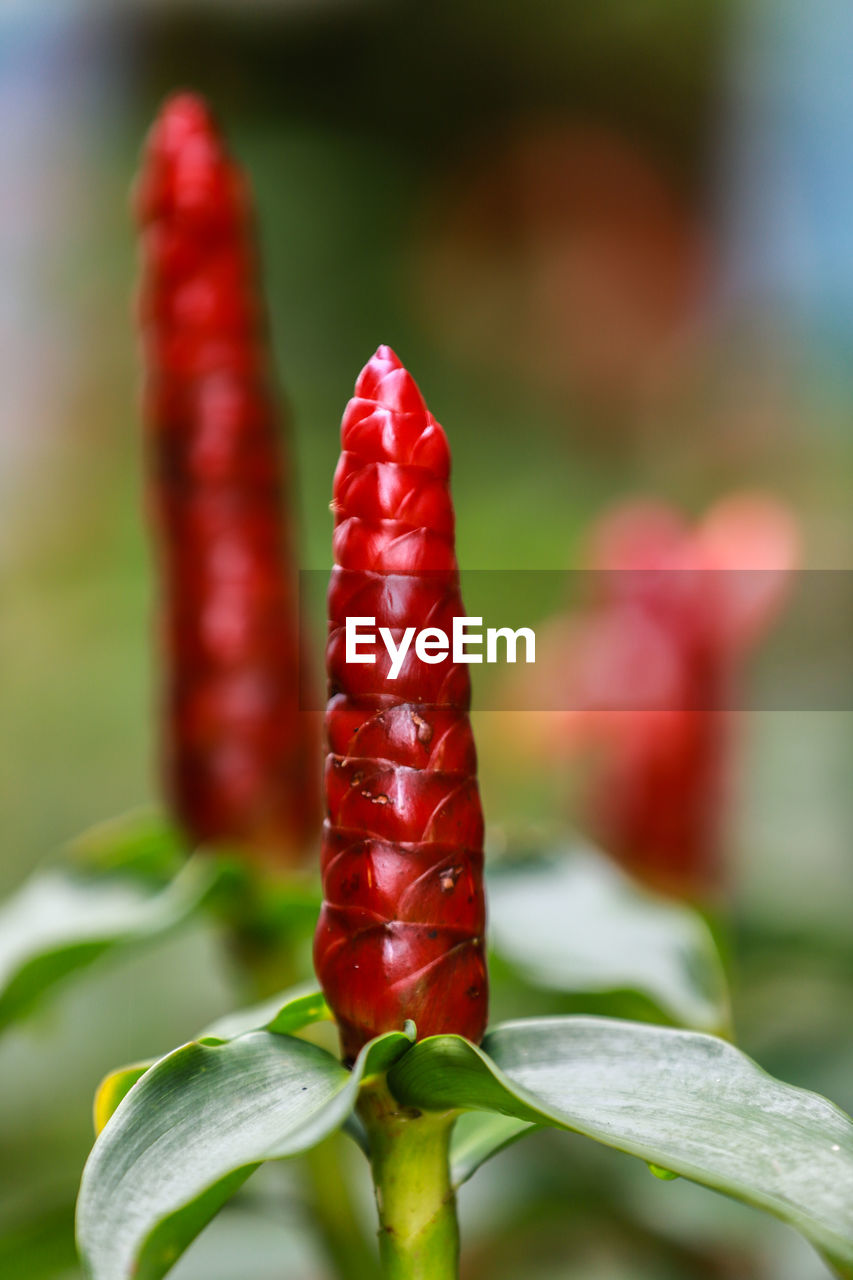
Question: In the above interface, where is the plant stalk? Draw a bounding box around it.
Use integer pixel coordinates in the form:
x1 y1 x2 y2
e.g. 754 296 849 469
359 1080 459 1280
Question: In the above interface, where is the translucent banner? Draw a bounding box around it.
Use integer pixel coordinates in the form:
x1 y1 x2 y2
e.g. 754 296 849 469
298 570 852 711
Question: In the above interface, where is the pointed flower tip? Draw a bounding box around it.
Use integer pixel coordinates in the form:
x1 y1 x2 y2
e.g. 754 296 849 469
136 91 234 228
355 346 427 415
372 343 401 366
149 91 218 158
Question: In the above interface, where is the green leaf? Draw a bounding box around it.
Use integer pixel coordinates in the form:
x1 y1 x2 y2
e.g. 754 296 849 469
388 1017 853 1278
249 877 323 933
94 1061 154 1136
487 849 729 1033
69 808 187 882
449 1110 537 1186
95 988 333 1135
0 859 219 1033
77 1027 413 1280
198 985 330 1044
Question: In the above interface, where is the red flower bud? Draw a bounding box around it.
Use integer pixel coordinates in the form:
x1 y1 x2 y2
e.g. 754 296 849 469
136 92 318 864
576 495 799 898
314 347 488 1061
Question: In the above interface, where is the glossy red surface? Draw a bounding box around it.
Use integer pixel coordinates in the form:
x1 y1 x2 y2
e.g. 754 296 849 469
314 347 488 1060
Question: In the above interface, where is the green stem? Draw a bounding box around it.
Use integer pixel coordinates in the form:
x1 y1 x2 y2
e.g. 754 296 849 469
359 1080 459 1280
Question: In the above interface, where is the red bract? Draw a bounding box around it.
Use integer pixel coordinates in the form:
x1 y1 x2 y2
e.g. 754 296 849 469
573 495 799 898
314 346 488 1062
136 92 318 865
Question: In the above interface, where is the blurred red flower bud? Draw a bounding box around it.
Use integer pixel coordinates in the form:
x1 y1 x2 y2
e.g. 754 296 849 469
136 93 319 867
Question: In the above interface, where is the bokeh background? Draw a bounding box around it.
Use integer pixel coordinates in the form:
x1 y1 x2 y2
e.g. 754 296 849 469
3 2 853 1277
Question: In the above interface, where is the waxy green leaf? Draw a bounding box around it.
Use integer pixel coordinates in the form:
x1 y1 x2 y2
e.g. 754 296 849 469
449 1110 537 1187
77 1026 413 1280
94 1061 154 1136
0 859 219 1033
69 808 187 882
388 1016 853 1277
487 849 729 1033
94 988 332 1136
198 985 330 1044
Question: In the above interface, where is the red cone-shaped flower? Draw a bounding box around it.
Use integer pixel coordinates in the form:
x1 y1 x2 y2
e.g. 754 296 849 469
575 495 799 898
314 347 488 1061
136 92 318 864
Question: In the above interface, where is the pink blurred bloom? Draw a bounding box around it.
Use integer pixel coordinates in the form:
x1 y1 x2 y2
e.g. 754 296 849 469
561 494 798 899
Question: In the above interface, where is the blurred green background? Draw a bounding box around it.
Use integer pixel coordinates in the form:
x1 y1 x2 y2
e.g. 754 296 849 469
3 2 853 1276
